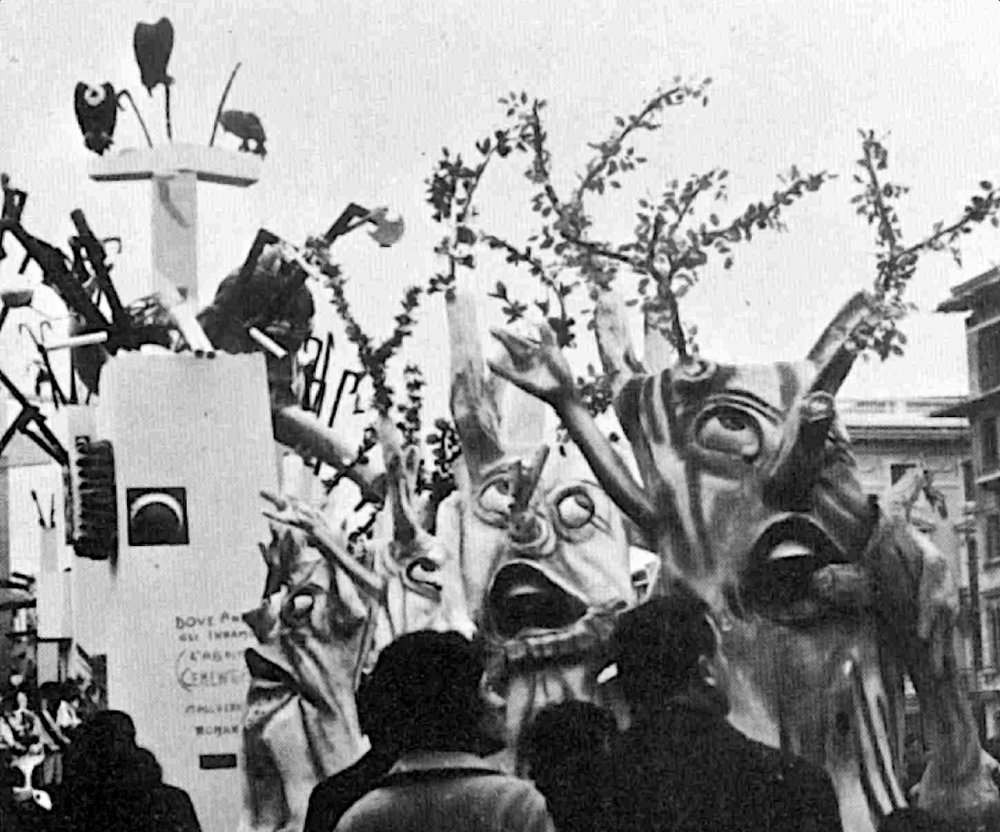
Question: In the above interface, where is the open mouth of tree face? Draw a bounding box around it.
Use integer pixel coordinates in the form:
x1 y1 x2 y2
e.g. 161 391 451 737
741 515 847 625
244 648 297 692
487 562 589 638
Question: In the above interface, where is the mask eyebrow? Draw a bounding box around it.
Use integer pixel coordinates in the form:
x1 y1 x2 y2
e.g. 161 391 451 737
696 391 783 422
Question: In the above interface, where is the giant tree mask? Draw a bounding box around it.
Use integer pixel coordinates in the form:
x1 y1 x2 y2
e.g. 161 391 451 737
240 450 477 832
491 290 999 831
444 292 635 747
240 500 380 832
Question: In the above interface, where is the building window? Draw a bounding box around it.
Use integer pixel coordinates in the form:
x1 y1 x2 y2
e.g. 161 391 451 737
982 418 1000 473
989 603 1000 670
890 463 917 485
979 323 1000 392
963 460 977 502
974 285 1000 324
968 537 984 671
987 515 1000 564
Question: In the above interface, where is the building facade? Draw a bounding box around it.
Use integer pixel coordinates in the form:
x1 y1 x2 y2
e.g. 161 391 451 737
938 267 1000 736
839 397 984 737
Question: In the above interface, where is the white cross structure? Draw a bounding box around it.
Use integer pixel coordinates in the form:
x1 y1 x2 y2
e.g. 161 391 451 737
88 143 261 307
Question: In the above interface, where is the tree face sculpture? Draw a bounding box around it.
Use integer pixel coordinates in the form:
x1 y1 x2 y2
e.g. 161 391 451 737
446 292 634 745
368 420 476 655
613 355 906 828
241 474 477 832
461 452 630 640
491 290 999 830
240 517 375 832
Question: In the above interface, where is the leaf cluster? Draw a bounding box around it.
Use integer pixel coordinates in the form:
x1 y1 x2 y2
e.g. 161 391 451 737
422 417 462 513
314 233 423 418
851 129 1000 358
430 78 832 380
425 124 528 297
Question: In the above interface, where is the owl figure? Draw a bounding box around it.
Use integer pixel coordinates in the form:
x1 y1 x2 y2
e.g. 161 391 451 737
74 83 118 155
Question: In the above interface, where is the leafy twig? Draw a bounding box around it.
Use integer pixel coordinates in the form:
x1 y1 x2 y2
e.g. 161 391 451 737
646 212 687 361
481 85 831 360
480 234 577 347
397 364 425 448
573 83 698 204
323 266 422 417
852 129 1000 358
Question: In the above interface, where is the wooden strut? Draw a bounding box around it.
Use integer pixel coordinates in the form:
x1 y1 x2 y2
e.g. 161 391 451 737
0 366 69 467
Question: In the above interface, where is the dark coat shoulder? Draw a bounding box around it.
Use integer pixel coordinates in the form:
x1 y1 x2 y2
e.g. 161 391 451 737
604 707 842 832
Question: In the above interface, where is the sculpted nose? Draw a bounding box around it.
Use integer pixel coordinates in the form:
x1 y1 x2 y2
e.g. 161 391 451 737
508 511 552 555
763 392 835 510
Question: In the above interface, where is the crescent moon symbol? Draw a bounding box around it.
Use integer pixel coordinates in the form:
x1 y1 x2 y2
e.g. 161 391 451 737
129 492 184 525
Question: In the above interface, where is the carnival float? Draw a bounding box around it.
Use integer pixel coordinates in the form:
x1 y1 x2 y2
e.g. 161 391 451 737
3 16 1000 832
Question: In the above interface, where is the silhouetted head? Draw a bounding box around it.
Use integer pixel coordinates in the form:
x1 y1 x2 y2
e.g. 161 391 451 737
519 700 617 787
127 747 163 790
85 710 137 757
0 692 17 714
37 681 62 716
372 630 487 753
356 652 410 750
612 585 727 715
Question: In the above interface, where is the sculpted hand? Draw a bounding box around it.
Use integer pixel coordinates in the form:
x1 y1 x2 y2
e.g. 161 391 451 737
488 322 578 407
260 490 384 600
260 490 331 543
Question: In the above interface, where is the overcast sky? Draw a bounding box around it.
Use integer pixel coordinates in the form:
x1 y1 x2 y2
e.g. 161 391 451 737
3 0 1000 413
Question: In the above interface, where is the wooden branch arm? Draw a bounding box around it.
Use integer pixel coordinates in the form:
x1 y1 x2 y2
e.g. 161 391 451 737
309 525 385 602
557 398 657 530
272 405 385 504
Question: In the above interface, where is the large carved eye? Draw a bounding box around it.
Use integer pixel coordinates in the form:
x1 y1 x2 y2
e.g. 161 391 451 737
479 477 513 516
281 591 315 626
555 488 595 529
696 407 761 460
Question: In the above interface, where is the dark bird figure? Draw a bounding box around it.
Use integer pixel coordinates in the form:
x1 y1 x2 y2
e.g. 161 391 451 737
218 110 267 157
74 83 119 155
133 18 174 95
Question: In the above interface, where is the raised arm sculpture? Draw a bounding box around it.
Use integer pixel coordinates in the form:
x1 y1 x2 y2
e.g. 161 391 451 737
490 289 999 831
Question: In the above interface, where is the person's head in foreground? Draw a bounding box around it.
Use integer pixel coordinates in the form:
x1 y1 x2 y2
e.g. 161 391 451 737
370 630 491 754
519 699 617 790
611 583 730 719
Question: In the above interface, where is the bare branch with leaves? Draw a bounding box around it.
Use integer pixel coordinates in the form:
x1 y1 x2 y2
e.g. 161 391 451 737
851 129 1000 358
428 80 832 402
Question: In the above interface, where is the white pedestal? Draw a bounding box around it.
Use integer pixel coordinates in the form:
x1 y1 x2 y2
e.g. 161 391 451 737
95 353 276 832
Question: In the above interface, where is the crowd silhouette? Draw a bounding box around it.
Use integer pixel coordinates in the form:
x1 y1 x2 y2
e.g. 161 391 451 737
1 687 201 832
315 593 958 832
3 593 974 831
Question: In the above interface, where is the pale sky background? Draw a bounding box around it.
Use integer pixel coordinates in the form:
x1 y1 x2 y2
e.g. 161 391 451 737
3 0 1000 415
